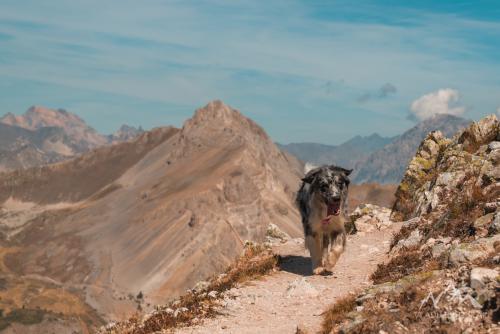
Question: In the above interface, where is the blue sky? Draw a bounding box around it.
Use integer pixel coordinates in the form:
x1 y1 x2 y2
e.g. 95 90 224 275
0 1 499 144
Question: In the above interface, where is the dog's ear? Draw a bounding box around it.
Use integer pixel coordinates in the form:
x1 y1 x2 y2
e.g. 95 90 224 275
302 167 321 184
344 168 353 176
328 165 353 176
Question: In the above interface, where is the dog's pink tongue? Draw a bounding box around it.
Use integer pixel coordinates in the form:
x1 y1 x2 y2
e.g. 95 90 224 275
327 202 340 216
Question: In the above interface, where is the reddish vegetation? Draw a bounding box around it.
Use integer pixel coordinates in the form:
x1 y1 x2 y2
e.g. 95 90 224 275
102 244 279 334
371 247 438 284
320 294 357 334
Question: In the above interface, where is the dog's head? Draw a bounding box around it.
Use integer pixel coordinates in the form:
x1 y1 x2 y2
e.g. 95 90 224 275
302 165 352 216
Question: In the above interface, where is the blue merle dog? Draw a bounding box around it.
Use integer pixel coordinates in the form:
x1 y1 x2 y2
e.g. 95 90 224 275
296 165 352 275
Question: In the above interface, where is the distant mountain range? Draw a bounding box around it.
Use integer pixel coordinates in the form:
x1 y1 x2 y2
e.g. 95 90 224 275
0 106 143 172
278 133 394 170
280 114 471 184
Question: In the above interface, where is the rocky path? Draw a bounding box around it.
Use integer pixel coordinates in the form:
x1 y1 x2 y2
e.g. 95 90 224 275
176 221 402 334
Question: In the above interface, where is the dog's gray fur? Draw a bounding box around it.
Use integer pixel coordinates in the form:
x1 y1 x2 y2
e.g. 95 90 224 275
296 165 352 274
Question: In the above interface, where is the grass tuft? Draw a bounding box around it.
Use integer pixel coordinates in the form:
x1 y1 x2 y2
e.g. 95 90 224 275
320 294 357 334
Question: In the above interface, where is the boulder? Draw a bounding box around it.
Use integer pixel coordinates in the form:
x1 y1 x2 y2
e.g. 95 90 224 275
392 229 422 252
470 267 498 290
473 213 494 237
457 114 499 152
489 211 500 234
448 235 500 266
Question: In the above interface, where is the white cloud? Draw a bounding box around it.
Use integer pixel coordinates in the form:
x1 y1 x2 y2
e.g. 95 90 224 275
410 88 466 120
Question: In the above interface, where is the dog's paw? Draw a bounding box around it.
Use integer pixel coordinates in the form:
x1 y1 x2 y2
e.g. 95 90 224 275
313 267 327 275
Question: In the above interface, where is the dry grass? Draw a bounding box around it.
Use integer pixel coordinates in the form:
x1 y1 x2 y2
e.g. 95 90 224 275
324 272 495 334
422 183 497 243
389 224 415 250
102 243 279 334
320 294 357 334
371 247 438 284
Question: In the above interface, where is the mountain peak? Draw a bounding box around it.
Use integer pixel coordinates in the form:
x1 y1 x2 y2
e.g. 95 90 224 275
111 124 145 142
182 100 267 141
1 105 86 131
188 100 244 125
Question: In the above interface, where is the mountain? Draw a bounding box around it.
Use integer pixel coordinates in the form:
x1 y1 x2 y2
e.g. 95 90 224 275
0 105 109 150
102 114 500 334
109 124 145 142
352 114 471 184
0 106 143 172
280 115 471 185
0 123 81 172
0 101 303 333
278 133 393 169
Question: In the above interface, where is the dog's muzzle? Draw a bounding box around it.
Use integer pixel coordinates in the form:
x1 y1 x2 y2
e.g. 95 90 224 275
321 199 341 225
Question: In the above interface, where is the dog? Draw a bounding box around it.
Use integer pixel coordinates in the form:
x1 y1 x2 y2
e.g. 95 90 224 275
296 165 352 275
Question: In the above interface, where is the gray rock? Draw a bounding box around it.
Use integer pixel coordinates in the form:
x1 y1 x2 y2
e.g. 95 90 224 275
449 235 500 266
487 141 500 152
393 229 422 251
484 201 499 213
473 213 495 237
470 267 498 289
490 212 500 234
173 307 188 318
207 290 218 299
431 243 449 258
458 114 499 151
266 223 290 242
193 280 210 293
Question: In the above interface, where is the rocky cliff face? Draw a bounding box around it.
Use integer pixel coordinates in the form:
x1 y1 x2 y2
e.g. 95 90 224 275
352 114 471 184
392 114 499 221
0 101 303 333
329 114 499 333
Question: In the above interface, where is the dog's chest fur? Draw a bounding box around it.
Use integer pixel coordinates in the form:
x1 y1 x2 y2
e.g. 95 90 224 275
308 192 345 235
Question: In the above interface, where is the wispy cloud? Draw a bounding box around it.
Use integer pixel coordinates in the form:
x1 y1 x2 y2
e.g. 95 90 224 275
0 1 499 143
357 83 397 102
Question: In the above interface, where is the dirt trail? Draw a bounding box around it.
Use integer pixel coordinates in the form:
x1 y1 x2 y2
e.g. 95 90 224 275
177 222 402 334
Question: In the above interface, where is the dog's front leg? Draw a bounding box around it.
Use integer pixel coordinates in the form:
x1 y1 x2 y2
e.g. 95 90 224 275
326 231 346 271
306 233 325 275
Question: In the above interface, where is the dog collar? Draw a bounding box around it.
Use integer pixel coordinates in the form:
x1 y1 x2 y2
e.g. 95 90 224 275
321 217 331 225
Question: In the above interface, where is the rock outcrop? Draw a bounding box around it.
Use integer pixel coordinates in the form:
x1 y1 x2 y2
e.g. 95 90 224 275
392 114 499 221
352 114 471 184
327 115 499 333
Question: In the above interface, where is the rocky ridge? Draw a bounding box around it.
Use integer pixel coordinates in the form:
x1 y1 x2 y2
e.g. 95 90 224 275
352 114 471 184
326 114 499 333
0 101 303 333
0 106 144 171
